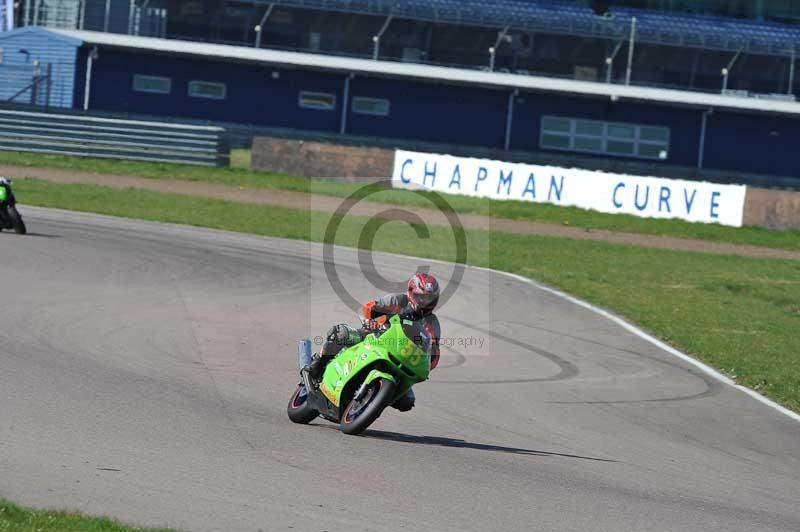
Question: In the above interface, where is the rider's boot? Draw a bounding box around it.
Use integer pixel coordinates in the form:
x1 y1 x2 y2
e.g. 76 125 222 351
306 353 332 381
391 388 416 412
306 324 362 380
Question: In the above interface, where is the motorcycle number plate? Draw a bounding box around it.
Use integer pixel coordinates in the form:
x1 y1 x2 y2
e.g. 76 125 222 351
0 188 6 201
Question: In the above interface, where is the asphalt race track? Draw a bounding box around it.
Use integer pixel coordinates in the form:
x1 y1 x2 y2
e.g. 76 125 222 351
1 207 799 532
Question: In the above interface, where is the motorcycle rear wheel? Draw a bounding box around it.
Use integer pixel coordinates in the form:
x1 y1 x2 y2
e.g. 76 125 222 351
340 378 396 436
7 206 26 235
287 384 319 424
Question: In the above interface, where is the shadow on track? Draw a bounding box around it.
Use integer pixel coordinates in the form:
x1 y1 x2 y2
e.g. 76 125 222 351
1 232 60 238
363 430 617 462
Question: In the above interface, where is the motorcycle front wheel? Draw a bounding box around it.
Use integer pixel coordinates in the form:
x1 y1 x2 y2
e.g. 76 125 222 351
287 384 319 424
340 378 396 436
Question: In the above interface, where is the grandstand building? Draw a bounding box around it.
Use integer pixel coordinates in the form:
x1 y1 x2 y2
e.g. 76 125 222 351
2 1 799 186
159 1 800 96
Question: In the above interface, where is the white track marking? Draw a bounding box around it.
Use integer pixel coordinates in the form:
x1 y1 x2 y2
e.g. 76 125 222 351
495 270 800 424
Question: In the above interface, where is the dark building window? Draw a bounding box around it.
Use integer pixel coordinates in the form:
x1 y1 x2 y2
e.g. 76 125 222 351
132 75 171 95
540 116 670 160
188 80 226 100
352 96 390 116
299 91 336 110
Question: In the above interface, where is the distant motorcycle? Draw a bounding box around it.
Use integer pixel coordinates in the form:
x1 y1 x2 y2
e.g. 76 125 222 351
0 177 26 235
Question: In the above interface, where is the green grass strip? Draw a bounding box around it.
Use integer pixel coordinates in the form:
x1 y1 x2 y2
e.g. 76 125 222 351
2 151 799 251
14 179 800 413
0 499 174 531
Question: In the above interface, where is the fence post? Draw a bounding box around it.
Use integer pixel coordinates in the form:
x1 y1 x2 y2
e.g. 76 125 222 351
104 0 111 32
31 61 40 105
605 40 623 83
625 17 636 85
128 0 135 34
254 3 274 48
45 63 52 108
721 49 742 93
372 15 393 60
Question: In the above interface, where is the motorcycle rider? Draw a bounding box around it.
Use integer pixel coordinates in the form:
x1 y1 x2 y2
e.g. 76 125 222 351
307 272 442 412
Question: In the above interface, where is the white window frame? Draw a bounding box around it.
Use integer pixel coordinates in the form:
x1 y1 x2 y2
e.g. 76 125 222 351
188 80 227 100
540 116 670 160
132 74 171 95
298 91 336 111
352 96 391 116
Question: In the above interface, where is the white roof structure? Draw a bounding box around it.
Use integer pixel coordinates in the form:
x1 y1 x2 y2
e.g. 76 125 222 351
44 27 800 117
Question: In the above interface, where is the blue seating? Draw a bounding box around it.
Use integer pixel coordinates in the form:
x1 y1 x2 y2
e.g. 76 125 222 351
273 0 799 54
610 6 800 54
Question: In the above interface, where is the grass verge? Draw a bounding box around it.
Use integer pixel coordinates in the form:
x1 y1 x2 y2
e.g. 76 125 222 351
14 179 800 413
0 499 174 531
2 151 799 251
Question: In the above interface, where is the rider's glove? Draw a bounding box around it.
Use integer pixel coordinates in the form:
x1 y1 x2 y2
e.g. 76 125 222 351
362 319 381 331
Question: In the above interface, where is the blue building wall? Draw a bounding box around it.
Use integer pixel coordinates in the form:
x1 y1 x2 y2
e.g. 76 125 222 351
510 93 702 167
86 49 345 132
0 27 79 108
347 77 508 148
704 111 800 177
59 46 800 179
85 49 510 148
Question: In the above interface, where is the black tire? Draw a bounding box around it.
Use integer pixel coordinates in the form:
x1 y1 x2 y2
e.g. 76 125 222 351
340 378 396 436
8 206 26 235
287 385 319 424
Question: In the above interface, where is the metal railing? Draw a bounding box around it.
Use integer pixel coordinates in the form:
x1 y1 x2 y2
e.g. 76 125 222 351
21 0 167 37
264 0 798 57
0 109 230 166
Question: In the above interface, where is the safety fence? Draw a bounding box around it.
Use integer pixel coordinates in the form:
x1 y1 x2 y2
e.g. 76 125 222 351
0 108 230 166
0 64 53 107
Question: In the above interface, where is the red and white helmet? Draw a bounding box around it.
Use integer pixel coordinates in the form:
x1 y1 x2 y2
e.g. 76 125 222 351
407 272 439 314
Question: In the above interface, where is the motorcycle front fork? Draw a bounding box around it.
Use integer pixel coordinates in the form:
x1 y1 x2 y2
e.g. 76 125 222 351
297 339 316 390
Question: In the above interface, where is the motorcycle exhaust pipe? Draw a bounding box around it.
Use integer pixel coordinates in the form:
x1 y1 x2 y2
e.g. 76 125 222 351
297 339 313 368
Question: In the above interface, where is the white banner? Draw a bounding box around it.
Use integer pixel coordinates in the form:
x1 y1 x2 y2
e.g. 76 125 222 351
392 150 747 227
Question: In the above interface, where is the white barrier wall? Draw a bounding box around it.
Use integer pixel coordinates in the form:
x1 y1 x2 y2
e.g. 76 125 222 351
392 150 748 227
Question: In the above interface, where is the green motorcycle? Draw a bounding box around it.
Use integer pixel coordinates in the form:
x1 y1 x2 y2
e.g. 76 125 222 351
287 314 432 435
